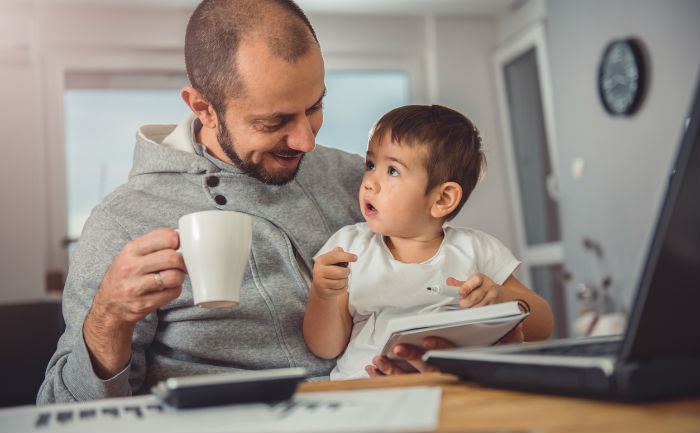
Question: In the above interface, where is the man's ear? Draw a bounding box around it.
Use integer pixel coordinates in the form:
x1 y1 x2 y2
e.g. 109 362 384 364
181 86 218 129
430 182 462 219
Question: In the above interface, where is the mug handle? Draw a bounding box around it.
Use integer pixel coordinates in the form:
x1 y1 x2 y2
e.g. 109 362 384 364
173 228 183 253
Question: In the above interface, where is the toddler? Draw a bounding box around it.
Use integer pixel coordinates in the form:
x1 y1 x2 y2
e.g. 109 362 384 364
303 105 554 379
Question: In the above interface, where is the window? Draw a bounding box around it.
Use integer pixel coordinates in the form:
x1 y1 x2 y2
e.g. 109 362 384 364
63 71 191 253
503 48 560 246
316 71 411 155
494 25 566 336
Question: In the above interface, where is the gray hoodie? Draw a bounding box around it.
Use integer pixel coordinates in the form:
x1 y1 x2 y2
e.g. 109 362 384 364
37 114 364 404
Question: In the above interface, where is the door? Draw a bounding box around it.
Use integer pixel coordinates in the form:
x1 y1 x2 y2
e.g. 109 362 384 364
494 24 568 337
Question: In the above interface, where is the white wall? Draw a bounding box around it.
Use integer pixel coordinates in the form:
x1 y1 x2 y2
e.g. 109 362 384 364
0 2 192 304
545 0 700 330
432 17 517 252
0 3 512 303
0 2 46 303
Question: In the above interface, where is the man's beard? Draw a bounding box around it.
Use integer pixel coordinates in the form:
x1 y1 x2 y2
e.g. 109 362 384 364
216 117 305 186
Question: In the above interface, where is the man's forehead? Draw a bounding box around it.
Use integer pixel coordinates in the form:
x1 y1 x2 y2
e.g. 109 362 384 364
229 41 324 114
245 87 326 120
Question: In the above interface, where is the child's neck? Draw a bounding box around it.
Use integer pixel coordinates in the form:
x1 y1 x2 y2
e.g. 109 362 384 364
384 225 445 264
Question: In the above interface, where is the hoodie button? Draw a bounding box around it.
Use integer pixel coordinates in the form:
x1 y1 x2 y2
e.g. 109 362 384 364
215 195 227 205
206 176 219 187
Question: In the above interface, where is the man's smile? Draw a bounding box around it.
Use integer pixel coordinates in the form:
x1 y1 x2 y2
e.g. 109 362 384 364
270 150 303 168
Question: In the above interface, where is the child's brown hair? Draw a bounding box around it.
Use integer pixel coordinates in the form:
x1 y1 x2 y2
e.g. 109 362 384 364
368 104 485 220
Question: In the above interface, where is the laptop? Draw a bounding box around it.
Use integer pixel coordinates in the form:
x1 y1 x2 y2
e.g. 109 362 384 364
424 80 700 402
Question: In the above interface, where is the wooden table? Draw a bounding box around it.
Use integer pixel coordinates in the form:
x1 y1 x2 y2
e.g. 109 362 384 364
298 372 700 433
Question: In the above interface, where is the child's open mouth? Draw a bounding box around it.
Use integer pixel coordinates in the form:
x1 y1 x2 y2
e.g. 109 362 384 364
364 200 378 216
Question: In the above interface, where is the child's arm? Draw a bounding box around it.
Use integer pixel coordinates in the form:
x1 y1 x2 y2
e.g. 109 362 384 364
449 273 554 341
303 247 357 359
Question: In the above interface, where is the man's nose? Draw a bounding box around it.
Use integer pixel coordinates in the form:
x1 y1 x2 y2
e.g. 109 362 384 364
286 116 316 153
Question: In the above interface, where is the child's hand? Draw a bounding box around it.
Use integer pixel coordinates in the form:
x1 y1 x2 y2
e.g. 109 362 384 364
311 247 357 300
446 273 503 308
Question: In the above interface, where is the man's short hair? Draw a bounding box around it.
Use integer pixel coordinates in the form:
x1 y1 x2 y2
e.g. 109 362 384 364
368 104 486 220
184 0 318 115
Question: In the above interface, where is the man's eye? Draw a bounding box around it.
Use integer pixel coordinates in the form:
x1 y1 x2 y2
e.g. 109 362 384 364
389 167 399 176
260 123 284 132
307 103 323 114
365 161 375 171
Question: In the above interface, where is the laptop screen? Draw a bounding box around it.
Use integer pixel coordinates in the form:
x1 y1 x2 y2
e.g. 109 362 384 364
622 81 700 361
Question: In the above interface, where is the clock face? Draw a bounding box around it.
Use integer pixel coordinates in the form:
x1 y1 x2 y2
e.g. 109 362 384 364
598 39 645 115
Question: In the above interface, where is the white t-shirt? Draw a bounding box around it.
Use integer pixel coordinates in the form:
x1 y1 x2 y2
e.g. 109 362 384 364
314 222 521 380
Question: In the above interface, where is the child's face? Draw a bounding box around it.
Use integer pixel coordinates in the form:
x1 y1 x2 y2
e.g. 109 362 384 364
360 134 437 238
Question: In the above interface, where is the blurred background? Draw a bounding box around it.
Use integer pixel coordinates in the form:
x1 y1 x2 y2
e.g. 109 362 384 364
0 0 697 344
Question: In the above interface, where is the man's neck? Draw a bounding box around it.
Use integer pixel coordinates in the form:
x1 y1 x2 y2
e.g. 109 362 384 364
196 123 231 164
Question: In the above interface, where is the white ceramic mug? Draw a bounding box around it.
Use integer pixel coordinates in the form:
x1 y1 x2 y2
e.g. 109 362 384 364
177 210 252 308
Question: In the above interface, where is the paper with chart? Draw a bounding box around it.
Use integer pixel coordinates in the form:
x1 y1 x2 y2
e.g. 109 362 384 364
0 386 442 433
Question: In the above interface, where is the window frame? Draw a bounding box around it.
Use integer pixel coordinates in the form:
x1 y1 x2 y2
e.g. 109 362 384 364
323 52 427 103
493 23 563 278
494 24 568 337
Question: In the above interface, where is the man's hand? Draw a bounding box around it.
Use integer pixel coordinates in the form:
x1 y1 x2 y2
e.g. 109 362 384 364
448 273 504 308
499 323 525 344
92 228 186 323
310 247 356 300
83 228 187 378
364 337 454 376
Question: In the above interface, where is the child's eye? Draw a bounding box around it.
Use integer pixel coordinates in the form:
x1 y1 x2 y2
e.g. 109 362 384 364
389 167 399 176
365 161 375 171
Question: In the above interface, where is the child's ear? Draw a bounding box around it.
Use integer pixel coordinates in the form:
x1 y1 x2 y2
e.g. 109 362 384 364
181 86 218 130
430 182 462 219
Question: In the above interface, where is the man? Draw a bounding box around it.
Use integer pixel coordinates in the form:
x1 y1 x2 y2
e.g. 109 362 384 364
38 0 368 404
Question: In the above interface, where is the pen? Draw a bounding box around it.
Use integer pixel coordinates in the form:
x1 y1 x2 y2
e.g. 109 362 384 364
425 284 462 298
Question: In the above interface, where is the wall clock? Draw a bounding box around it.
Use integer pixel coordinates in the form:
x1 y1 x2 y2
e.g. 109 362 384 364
598 38 647 116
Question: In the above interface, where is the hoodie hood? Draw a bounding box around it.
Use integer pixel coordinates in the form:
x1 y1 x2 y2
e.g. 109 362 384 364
129 113 223 178
138 112 198 153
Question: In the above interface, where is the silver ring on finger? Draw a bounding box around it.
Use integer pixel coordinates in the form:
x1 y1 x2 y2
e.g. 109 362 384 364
153 271 165 289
